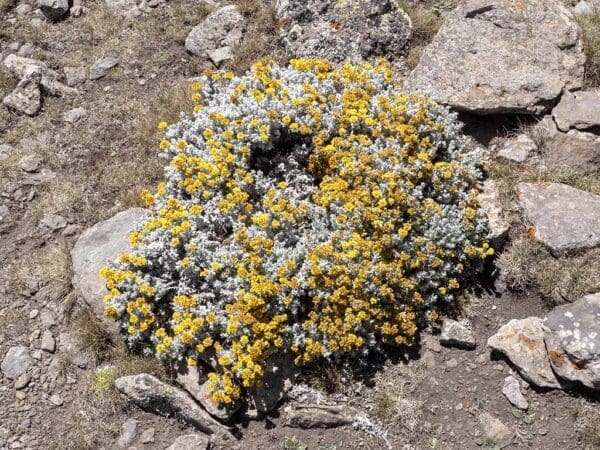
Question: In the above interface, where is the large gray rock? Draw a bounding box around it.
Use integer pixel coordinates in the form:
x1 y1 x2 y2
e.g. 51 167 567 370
247 352 297 413
478 179 510 248
185 6 244 62
39 0 69 20
552 90 600 132
405 0 585 115
1 346 32 380
544 131 600 175
487 317 561 389
2 66 41 116
3 54 77 97
516 182 600 254
276 0 412 63
284 404 356 429
71 208 147 332
543 293 600 390
114 374 233 442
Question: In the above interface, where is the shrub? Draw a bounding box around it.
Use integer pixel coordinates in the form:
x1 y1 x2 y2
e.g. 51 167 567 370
101 59 491 404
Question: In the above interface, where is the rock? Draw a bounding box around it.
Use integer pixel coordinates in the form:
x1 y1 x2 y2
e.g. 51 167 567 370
70 4 84 16
1 346 32 380
139 428 155 444
39 308 56 328
207 46 234 67
478 179 510 248
71 208 148 332
405 0 585 115
89 57 119 80
496 134 537 163
276 0 412 63
49 393 63 406
196 380 241 422
38 213 67 233
440 319 476 350
0 143 13 160
14 373 30 390
185 6 244 59
17 43 36 58
247 352 297 413
445 357 459 368
19 155 40 173
63 107 86 123
487 317 561 388
39 0 69 20
104 0 138 13
544 131 600 175
15 3 33 15
0 205 9 221
552 90 600 132
516 182 600 254
502 375 528 410
40 330 55 353
574 1 594 14
284 404 356 429
63 67 87 87
117 418 138 447
166 434 210 450
3 66 42 116
114 374 233 442
543 293 600 390
478 412 514 448
3 55 77 97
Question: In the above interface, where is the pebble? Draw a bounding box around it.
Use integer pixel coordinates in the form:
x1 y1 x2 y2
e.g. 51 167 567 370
117 418 138 447
445 358 459 368
19 155 40 173
140 428 155 444
41 330 55 353
29 309 39 319
14 373 30 390
49 394 63 406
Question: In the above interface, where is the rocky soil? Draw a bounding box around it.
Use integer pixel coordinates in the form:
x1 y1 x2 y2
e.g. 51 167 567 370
1 0 600 449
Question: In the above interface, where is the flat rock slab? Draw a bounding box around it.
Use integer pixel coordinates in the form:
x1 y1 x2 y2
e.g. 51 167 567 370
544 131 600 175
115 374 234 443
284 404 356 429
1 346 32 380
276 0 412 63
552 90 600 131
543 293 600 390
71 208 148 333
516 182 600 254
405 0 584 115
488 317 561 389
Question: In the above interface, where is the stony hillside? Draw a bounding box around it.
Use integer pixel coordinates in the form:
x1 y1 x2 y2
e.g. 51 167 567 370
0 0 599 449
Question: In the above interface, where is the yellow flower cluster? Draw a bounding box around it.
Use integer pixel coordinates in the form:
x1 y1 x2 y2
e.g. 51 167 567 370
101 59 491 406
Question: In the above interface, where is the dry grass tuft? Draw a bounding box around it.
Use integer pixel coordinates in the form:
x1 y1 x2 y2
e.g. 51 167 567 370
164 2 213 44
0 0 16 12
576 11 600 87
575 401 600 449
73 309 115 363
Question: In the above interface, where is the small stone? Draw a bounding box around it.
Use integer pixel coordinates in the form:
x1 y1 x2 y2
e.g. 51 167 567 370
89 57 119 80
552 90 600 132
39 0 69 20
496 134 537 163
70 5 84 16
502 375 528 410
445 358 459 368
207 46 234 66
478 412 514 449
166 434 209 450
49 393 63 406
574 1 594 15
63 107 87 123
0 205 10 222
14 373 30 390
440 319 476 350
1 346 32 380
61 224 81 237
15 3 33 15
41 330 55 353
16 390 27 400
284 404 357 429
63 67 87 87
39 308 56 328
19 155 41 173
38 214 67 233
478 179 510 248
29 309 39 319
3 67 42 116
17 43 35 58
117 418 138 447
140 428 155 444
185 6 245 58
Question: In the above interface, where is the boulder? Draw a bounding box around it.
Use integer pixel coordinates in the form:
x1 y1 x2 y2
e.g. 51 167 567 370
543 293 600 390
405 0 585 115
2 66 41 116
114 374 234 442
478 179 510 248
71 208 148 333
552 90 600 132
515 182 600 254
185 6 244 62
39 0 69 20
1 346 32 380
487 317 561 388
284 404 356 429
247 352 297 413
166 434 210 450
439 319 476 350
275 0 412 63
3 55 77 97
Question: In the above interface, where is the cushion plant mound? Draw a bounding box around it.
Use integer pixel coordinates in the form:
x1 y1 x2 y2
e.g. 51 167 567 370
100 59 491 405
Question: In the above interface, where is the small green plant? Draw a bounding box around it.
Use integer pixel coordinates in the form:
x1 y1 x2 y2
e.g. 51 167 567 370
283 436 307 450
91 367 117 393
